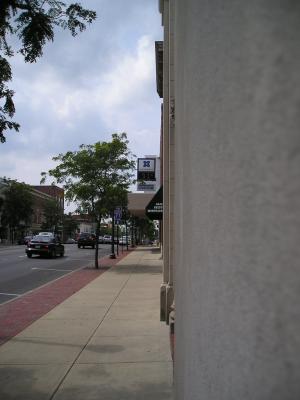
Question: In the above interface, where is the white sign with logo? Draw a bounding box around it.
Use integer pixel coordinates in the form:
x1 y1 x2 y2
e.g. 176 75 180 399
138 158 155 172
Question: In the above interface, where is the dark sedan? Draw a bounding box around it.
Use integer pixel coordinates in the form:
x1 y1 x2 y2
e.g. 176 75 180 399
77 233 96 249
26 235 64 258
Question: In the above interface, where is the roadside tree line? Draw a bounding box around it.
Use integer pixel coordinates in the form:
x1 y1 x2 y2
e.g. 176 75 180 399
0 178 78 244
0 133 157 268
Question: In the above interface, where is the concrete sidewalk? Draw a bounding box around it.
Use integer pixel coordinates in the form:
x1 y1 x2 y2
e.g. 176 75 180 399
0 247 173 400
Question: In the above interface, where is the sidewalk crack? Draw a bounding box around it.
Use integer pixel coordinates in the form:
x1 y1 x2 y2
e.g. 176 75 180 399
49 272 133 400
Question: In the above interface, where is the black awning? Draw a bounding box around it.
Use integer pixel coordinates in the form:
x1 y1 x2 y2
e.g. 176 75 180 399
146 186 163 220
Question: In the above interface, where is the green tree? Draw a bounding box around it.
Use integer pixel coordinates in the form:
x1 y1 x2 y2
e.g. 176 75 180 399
63 213 78 239
136 217 156 243
0 196 5 239
40 198 63 233
0 0 96 143
41 133 136 268
1 178 33 242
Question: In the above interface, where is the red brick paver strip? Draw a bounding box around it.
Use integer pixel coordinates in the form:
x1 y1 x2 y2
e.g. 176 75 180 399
0 250 132 346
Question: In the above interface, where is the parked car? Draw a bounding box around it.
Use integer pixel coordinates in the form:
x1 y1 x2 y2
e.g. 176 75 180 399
98 236 104 244
18 235 33 245
26 235 64 258
65 238 76 244
119 237 125 245
77 233 96 249
119 236 131 245
103 235 112 244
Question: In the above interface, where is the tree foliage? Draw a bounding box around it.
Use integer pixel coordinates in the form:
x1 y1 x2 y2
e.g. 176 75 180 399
0 178 33 239
63 213 78 238
41 132 136 267
135 217 156 241
0 0 96 143
40 198 63 233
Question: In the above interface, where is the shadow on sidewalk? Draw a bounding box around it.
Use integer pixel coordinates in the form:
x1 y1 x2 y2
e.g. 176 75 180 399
0 366 46 400
5 336 125 354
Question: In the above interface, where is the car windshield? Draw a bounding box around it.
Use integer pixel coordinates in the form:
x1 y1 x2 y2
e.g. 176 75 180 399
31 235 52 243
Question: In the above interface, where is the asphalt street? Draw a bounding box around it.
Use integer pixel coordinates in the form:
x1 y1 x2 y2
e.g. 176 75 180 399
0 244 112 304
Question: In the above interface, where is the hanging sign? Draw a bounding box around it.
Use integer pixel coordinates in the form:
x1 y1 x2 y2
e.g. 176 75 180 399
137 158 156 181
114 207 122 225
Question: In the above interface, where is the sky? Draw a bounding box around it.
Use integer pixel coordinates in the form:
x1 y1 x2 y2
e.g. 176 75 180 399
0 0 163 210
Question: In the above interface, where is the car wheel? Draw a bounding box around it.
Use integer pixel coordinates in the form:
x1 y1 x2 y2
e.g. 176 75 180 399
27 253 32 258
50 249 56 258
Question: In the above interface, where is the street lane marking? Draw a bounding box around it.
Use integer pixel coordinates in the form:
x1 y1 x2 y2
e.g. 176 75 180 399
0 292 20 297
31 268 72 272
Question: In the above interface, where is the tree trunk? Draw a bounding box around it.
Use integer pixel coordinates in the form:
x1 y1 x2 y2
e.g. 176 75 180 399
94 215 101 269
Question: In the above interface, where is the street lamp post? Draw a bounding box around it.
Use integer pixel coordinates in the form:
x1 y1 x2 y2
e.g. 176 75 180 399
116 224 119 256
125 218 128 251
110 210 116 259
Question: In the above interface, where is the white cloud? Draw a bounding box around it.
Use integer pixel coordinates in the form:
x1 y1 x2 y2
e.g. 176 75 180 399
13 35 155 126
0 151 57 185
98 35 155 110
95 34 161 152
18 34 158 141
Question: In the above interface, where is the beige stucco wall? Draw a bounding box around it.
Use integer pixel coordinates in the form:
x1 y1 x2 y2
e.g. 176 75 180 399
173 1 300 399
